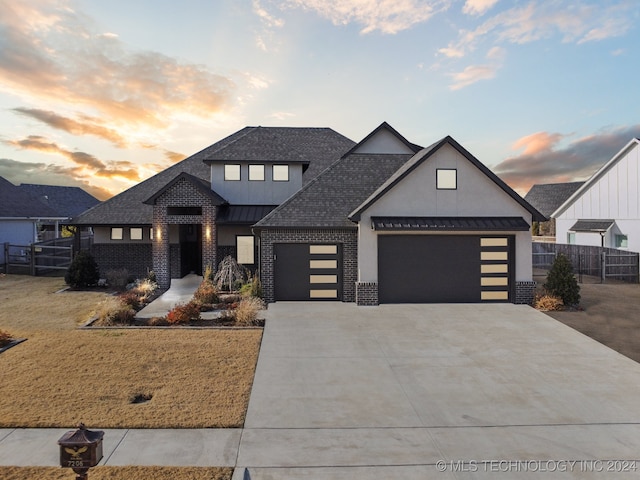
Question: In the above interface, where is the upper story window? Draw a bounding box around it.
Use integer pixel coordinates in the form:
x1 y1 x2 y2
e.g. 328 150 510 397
249 164 265 181
130 228 143 240
224 164 241 181
436 169 457 189
111 227 123 240
273 164 289 182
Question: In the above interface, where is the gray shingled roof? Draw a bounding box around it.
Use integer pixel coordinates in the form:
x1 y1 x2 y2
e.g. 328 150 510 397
0 176 63 218
570 219 615 232
254 154 414 228
19 183 100 218
524 182 584 218
73 127 354 226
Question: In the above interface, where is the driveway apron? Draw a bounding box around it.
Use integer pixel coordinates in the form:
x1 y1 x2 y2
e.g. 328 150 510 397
236 302 640 479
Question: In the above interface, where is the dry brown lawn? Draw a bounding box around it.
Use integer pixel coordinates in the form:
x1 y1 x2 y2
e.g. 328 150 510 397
0 274 262 428
0 466 232 480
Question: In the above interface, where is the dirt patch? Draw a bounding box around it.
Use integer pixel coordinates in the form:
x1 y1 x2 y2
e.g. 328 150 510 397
539 277 640 363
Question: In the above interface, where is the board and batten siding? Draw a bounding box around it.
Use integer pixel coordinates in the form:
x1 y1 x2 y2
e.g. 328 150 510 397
555 140 640 252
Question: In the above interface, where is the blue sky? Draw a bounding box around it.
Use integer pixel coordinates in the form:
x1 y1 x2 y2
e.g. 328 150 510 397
1 0 639 199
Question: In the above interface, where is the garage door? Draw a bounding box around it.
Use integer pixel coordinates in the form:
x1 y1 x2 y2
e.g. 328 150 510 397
378 235 513 303
274 244 342 301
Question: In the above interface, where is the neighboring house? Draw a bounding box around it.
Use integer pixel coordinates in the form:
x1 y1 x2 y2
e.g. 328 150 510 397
553 138 640 252
0 177 67 261
524 182 583 237
73 122 544 305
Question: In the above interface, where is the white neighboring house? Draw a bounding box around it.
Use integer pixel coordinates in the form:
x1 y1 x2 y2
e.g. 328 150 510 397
553 138 640 252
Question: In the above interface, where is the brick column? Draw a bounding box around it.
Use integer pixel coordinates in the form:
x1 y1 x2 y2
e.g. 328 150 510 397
152 206 170 289
202 205 217 275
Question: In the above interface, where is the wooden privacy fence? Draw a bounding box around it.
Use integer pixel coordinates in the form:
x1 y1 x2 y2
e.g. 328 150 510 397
3 235 92 276
533 242 639 283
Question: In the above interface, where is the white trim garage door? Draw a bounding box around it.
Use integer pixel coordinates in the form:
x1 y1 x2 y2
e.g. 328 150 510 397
378 235 514 303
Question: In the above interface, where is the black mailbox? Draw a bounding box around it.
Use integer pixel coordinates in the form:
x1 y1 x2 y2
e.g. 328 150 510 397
58 424 104 478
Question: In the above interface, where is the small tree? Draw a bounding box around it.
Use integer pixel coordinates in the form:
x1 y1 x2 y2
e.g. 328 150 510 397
544 253 581 306
65 250 100 288
214 255 246 292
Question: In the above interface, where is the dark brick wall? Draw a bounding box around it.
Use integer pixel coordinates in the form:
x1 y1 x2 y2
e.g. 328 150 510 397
515 281 536 305
356 282 378 306
91 243 152 280
260 228 358 304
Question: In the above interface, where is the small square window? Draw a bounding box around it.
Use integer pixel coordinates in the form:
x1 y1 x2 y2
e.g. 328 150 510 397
224 164 241 181
130 227 143 240
436 169 457 189
237 236 255 264
249 164 265 181
111 227 123 240
273 164 289 182
567 232 576 244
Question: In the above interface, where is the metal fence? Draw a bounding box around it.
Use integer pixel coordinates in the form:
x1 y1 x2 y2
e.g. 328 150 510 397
533 242 639 283
3 235 93 276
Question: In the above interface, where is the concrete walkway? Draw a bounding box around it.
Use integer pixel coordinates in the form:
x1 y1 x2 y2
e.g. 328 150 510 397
2 303 640 479
136 274 202 318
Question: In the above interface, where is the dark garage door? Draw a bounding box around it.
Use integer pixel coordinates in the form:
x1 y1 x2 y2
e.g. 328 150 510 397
378 235 513 303
274 244 342 301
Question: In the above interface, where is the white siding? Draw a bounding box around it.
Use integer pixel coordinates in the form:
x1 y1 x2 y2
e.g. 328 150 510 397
556 142 640 252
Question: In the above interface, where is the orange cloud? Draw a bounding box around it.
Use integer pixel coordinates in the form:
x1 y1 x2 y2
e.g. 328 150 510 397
512 131 566 156
12 108 128 147
164 150 187 163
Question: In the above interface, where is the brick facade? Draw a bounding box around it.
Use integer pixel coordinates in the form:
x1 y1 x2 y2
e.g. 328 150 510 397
150 178 218 289
91 243 152 280
515 281 537 305
355 282 378 306
259 228 358 303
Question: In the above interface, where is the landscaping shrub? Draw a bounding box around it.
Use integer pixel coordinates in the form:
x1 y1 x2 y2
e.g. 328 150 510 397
105 268 132 290
534 294 564 312
193 279 218 306
166 302 201 325
118 291 142 311
240 271 263 299
65 250 100 288
544 253 581 306
95 297 136 326
129 278 158 303
214 256 246 291
0 329 13 347
234 297 265 326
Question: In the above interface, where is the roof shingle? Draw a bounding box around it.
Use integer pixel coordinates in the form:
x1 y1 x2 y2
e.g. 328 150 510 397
524 182 584 218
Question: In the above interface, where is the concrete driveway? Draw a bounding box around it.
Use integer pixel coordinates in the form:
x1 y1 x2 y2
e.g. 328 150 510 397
236 303 640 479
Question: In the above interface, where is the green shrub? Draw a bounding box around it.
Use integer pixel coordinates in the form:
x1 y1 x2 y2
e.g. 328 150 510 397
240 271 263 298
65 250 100 288
166 302 201 325
544 253 581 306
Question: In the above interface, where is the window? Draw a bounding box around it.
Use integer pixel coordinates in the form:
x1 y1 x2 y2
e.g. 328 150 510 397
249 164 265 181
224 164 241 181
111 228 123 240
436 169 457 189
237 236 255 264
615 234 628 248
567 232 576 244
273 164 289 182
130 228 143 240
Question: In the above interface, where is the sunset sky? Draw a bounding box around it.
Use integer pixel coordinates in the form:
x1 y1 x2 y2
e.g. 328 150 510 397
1 0 639 200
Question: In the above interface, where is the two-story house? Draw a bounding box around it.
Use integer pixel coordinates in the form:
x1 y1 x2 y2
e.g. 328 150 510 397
73 122 544 304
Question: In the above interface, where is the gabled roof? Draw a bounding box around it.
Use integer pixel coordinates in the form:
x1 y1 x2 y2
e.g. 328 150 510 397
349 136 546 222
18 183 100 218
524 182 584 218
143 172 226 206
254 153 413 229
73 126 354 225
340 121 422 159
0 176 64 219
552 138 640 218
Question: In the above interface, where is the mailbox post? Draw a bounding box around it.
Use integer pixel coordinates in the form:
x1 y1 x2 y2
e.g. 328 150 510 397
58 423 104 480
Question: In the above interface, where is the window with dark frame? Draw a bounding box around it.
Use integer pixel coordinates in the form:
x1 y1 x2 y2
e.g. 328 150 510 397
111 227 123 240
130 227 143 240
224 164 241 181
236 235 255 264
249 164 265 181
273 164 289 182
436 169 457 189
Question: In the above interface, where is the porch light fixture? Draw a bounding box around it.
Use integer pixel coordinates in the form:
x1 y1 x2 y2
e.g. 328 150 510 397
206 226 211 240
